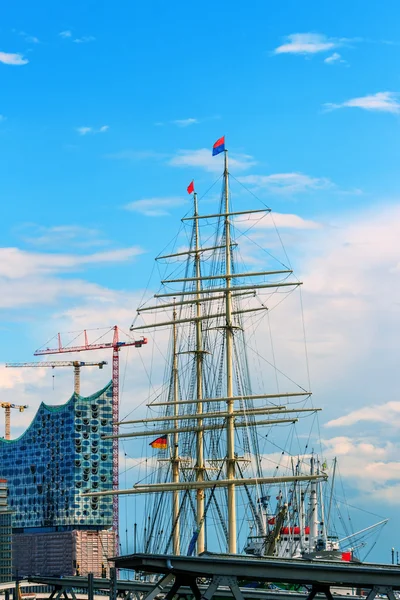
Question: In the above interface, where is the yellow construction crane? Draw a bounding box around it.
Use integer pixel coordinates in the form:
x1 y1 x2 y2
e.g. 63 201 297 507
6 360 107 395
0 403 28 440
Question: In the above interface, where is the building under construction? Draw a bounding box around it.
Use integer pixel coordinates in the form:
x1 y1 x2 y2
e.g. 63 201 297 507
0 382 115 577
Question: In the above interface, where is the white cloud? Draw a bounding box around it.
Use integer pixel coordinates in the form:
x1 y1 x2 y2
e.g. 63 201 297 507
0 52 28 66
324 91 400 113
325 401 400 428
321 436 400 500
59 31 95 44
172 118 198 127
17 224 108 249
0 246 143 279
273 33 339 55
324 52 346 65
0 245 143 313
239 172 331 193
280 203 400 422
228 201 400 447
169 148 255 173
0 364 48 391
73 36 96 44
15 31 40 44
77 127 92 135
0 277 111 310
76 125 109 135
241 212 321 230
124 197 186 217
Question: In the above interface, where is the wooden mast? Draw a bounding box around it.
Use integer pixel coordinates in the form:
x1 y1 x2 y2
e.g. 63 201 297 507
223 146 237 554
194 191 206 554
172 303 180 554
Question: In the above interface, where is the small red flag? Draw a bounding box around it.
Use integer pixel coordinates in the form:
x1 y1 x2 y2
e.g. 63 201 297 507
187 180 194 195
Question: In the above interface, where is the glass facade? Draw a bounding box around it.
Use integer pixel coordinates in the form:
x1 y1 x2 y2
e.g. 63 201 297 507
0 382 114 532
0 480 12 582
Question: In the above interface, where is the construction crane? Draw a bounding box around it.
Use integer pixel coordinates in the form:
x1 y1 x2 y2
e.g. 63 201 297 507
33 325 147 553
6 361 108 396
0 403 28 440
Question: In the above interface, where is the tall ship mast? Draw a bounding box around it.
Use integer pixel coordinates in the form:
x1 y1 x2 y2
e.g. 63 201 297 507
87 137 386 561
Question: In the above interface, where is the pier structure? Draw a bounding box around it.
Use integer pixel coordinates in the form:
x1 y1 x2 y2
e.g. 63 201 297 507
113 553 400 600
0 553 398 600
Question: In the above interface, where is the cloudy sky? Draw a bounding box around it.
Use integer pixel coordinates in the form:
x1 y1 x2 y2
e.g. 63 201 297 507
1 0 400 561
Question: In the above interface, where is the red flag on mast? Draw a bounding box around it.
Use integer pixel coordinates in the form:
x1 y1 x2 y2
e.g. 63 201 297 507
187 180 194 194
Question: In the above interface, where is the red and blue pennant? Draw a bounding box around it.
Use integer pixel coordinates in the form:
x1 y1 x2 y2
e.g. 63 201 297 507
212 136 225 156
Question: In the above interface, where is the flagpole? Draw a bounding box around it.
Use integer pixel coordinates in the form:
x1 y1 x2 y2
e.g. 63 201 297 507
223 144 237 554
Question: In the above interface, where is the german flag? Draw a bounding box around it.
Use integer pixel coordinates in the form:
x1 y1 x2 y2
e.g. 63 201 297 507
149 435 168 449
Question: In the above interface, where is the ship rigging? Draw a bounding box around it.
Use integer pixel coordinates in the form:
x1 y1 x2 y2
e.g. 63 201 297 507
85 137 386 562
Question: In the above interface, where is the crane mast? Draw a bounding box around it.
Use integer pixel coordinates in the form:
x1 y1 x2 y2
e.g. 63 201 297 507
0 403 28 440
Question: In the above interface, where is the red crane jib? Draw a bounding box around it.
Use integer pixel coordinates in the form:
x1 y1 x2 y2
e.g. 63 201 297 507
34 336 148 355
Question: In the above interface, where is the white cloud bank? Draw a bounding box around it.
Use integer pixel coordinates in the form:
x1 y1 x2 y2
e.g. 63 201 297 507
0 246 143 279
326 401 400 428
233 201 400 510
0 245 143 310
325 91 400 113
321 435 400 504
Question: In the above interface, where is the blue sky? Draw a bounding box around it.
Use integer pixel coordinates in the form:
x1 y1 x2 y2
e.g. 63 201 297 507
2 0 400 562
